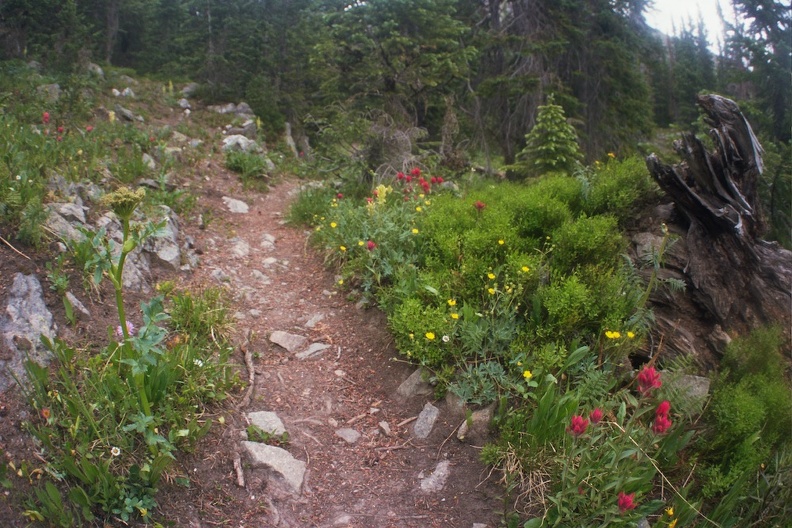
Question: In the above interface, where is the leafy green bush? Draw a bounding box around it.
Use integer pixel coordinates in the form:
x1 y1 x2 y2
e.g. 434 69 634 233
388 297 453 367
550 214 625 273
698 326 792 498
225 150 269 184
583 156 659 225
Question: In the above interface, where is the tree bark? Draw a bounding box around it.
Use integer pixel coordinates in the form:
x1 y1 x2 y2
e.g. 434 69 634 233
645 95 791 345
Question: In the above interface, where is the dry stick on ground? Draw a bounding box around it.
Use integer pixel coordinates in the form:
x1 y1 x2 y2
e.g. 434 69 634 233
233 452 245 488
0 234 31 260
236 329 255 409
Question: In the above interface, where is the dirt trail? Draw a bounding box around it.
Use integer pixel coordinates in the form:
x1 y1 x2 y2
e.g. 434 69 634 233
158 160 505 527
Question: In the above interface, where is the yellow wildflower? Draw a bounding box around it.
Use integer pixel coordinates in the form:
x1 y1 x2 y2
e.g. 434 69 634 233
523 370 533 380
627 331 636 339
412 228 419 234
605 331 622 339
358 240 364 246
487 272 496 280
665 507 674 517
330 222 337 228
521 266 530 272
338 279 344 285
425 332 435 340
447 299 456 306
668 521 677 528
416 206 422 212
450 313 459 320
339 246 346 252
488 287 496 295
498 239 505 245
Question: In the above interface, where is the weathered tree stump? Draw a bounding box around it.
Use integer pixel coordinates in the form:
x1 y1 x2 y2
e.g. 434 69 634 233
646 95 791 352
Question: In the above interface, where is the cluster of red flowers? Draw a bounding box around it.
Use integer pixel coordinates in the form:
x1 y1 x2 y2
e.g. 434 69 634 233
636 365 662 396
568 407 604 437
41 111 93 140
653 399 672 434
366 240 377 251
474 200 486 212
396 167 444 196
617 491 636 513
568 414 589 436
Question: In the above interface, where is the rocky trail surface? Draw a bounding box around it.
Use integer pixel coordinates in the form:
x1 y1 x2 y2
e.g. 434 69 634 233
149 162 504 527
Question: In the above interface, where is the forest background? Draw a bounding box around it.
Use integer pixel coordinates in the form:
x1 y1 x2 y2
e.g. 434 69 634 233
3 0 787 241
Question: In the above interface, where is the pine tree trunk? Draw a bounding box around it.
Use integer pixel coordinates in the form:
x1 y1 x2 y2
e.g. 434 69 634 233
645 95 792 346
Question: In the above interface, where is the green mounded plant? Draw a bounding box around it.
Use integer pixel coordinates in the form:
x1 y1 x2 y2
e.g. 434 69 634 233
225 150 270 186
582 155 660 225
697 326 792 500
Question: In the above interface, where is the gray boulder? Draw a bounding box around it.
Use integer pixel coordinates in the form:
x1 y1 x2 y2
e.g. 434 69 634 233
222 134 260 153
0 274 57 392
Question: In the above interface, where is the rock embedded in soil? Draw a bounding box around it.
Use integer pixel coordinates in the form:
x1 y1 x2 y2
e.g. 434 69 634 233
247 411 286 436
413 402 440 439
295 342 331 360
457 404 495 445
378 421 391 436
241 441 305 495
269 331 308 353
419 460 451 492
396 368 434 399
335 428 361 444
0 274 57 392
65 292 90 319
222 196 249 214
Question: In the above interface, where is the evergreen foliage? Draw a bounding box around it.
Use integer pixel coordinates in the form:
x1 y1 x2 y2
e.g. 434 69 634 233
515 94 581 178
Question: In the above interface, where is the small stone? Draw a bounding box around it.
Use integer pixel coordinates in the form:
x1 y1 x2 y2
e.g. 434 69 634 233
378 421 391 436
419 460 450 492
222 197 249 214
472 524 488 528
251 270 271 284
262 257 278 267
397 368 433 398
247 411 286 436
210 269 230 283
65 292 90 318
296 343 331 360
142 153 156 170
305 313 325 328
269 331 308 353
241 441 305 494
413 403 440 439
231 238 250 258
335 428 361 444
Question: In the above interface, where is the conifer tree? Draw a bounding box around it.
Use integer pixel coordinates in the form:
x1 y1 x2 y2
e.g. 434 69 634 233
516 94 582 178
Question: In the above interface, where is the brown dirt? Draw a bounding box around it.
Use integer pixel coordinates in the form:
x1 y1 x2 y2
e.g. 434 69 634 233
0 156 506 526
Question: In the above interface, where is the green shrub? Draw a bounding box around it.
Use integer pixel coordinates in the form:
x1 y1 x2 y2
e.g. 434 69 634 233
388 297 454 368
225 150 269 184
583 156 659 225
551 214 625 273
698 327 792 499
